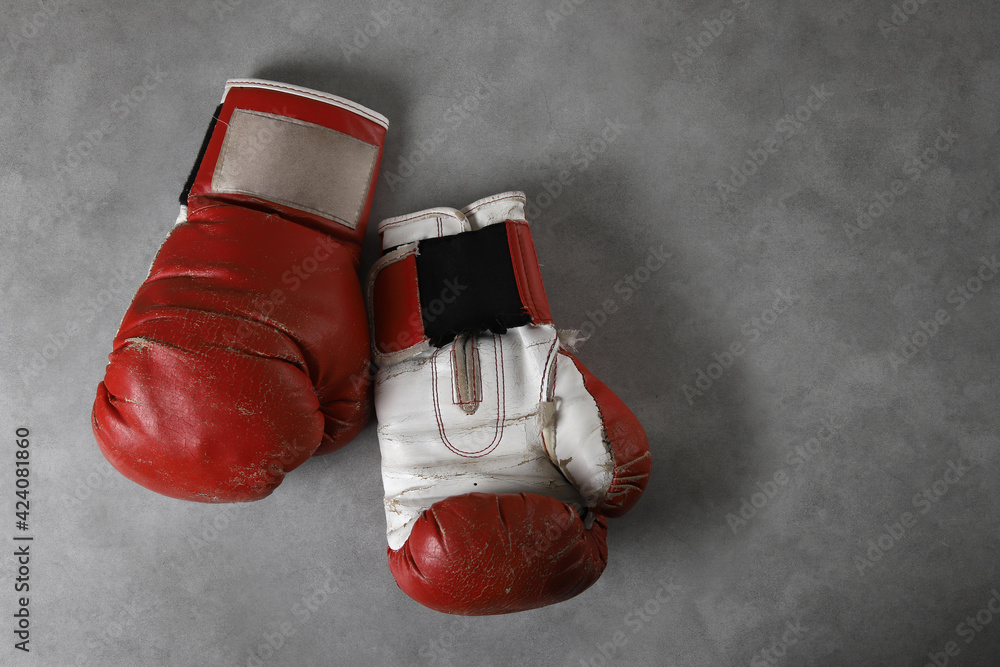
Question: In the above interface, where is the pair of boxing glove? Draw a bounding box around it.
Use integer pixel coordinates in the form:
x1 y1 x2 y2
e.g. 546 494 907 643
92 79 651 615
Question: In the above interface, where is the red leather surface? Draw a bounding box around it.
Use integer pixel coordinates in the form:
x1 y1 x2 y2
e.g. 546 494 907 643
561 350 652 517
505 220 553 325
372 254 425 356
388 492 608 615
92 82 385 502
93 206 371 502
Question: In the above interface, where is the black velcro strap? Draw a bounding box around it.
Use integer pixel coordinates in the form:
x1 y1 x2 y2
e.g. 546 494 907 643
179 103 223 206
416 223 531 347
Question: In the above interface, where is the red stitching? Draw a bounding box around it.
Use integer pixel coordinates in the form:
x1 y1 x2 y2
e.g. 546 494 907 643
432 336 503 458
540 338 558 403
471 340 481 402
450 338 482 406
496 335 505 443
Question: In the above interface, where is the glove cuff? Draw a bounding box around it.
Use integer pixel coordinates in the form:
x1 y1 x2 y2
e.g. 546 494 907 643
183 78 388 248
368 192 552 366
376 191 527 248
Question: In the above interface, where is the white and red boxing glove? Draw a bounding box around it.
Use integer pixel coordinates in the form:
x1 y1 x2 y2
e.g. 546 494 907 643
92 79 388 502
368 191 652 615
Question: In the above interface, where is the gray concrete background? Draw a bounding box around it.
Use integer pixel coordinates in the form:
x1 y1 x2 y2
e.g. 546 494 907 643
1 0 999 665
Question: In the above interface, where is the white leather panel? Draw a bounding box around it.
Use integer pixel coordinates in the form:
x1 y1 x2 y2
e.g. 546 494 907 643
461 191 527 229
373 191 615 550
376 325 586 549
377 207 470 248
548 353 615 506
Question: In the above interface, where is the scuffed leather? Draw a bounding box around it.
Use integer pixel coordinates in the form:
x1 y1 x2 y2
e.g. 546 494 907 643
92 79 386 502
389 493 608 616
371 192 651 615
377 323 601 549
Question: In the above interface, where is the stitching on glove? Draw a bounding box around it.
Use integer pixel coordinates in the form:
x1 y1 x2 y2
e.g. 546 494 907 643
431 336 505 458
225 79 388 128
367 244 430 366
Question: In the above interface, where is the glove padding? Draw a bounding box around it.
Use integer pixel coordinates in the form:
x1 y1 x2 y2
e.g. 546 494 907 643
369 191 651 614
93 79 388 502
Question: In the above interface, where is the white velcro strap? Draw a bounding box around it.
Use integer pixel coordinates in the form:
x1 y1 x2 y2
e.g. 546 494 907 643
212 108 379 229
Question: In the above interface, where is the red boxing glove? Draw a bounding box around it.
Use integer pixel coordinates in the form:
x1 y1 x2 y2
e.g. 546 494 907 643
93 79 388 502
368 191 651 614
